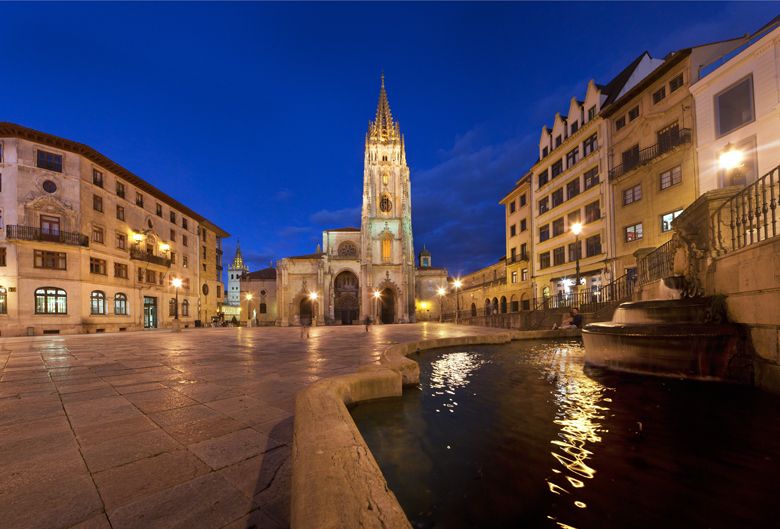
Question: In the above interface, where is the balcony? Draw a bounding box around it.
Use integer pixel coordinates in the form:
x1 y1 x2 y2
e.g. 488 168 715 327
609 128 691 181
6 225 89 247
130 247 171 267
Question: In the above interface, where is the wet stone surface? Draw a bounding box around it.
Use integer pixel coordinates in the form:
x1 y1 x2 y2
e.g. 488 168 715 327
0 323 503 529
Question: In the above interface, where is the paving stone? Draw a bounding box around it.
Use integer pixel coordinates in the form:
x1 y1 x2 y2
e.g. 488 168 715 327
220 508 284 529
123 388 199 413
189 428 284 470
81 428 181 473
66 513 112 529
73 415 160 446
148 403 222 427
163 414 247 445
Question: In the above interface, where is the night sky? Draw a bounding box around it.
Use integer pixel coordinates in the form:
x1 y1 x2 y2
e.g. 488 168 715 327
2 2 776 278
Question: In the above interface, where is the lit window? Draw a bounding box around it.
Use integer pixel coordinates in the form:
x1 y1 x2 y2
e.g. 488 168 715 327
37 151 63 172
670 74 684 92
661 210 683 233
660 166 682 190
90 291 106 315
653 86 666 104
114 293 128 315
622 184 642 205
625 223 643 242
35 287 67 314
381 236 392 262
0 286 6 314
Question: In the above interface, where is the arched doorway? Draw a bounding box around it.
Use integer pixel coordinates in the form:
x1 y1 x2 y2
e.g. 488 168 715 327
380 288 395 324
334 271 359 325
492 297 499 314
484 299 490 315
471 303 477 317
500 296 507 314
299 298 313 325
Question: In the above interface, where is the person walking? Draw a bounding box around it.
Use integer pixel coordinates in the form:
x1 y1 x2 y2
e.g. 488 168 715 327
300 319 310 339
364 315 372 332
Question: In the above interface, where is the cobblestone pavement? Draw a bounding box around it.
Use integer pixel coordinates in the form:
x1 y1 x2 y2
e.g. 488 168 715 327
0 323 506 529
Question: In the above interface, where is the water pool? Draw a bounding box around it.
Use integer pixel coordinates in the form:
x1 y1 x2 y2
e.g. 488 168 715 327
351 340 780 529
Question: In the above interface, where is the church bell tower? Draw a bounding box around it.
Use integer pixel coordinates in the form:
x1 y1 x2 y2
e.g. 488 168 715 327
360 74 416 322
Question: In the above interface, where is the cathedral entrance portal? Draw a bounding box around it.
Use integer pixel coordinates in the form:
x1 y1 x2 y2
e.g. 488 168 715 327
380 288 395 324
334 271 360 325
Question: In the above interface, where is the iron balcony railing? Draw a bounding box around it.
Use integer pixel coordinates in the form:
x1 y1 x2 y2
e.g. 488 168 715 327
638 238 677 285
531 272 636 313
609 128 691 181
130 247 172 267
6 225 89 247
711 165 779 255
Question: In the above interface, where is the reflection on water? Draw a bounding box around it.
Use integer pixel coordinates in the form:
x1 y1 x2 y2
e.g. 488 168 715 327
351 340 780 529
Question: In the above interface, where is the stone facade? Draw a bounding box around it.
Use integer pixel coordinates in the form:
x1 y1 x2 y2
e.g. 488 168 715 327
0 123 228 336
239 267 278 325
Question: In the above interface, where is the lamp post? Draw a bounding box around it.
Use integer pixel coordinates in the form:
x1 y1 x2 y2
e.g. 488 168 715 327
571 222 582 305
171 277 182 320
436 287 446 323
308 291 318 326
373 290 382 322
453 279 462 324
245 293 253 327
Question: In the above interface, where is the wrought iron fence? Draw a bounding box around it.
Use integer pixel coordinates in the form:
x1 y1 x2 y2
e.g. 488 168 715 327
711 165 779 255
609 128 691 180
6 225 89 247
637 238 677 285
531 273 635 313
130 247 172 267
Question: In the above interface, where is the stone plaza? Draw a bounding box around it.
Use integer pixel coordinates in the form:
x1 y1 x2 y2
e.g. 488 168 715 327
0 324 508 529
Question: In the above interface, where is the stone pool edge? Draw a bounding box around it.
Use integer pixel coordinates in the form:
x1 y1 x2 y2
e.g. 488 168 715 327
290 328 580 529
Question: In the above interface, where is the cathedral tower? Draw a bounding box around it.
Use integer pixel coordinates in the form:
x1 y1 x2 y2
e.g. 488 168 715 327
227 241 248 307
360 74 416 322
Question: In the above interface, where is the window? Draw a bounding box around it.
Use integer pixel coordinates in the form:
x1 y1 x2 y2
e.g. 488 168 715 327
182 299 189 317
92 226 104 244
653 86 666 104
90 291 106 315
552 218 564 237
587 105 597 121
566 178 580 199
716 76 755 136
202 246 207 259
567 210 581 225
538 169 549 188
381 236 392 262
137 268 144 282
584 167 599 190
551 159 563 178
520 243 528 260
661 209 683 233
521 268 529 281
116 232 127 250
116 205 125 221
0 287 6 314
182 218 188 230
34 250 66 270
570 121 579 134
539 224 550 242
170 211 176 223
670 73 684 92
171 252 176 265
93 194 103 212
539 252 551 269
511 271 518 284
182 235 188 247
568 241 581 262
90 258 107 275
169 298 177 317
622 145 640 171
657 122 680 153
259 303 267 314
553 247 565 266
628 106 639 122
91 169 104 188
585 201 601 223
615 116 626 130
519 193 526 207
551 188 564 208
555 135 562 147
510 225 516 237
566 147 579 167
114 262 128 278
147 269 156 284
114 293 128 315
37 150 63 172
170 229 176 242
623 184 642 205
116 181 125 198
217 285 222 298
586 234 602 257
0 248 5 267
136 193 144 207
509 201 516 214
660 166 682 190
625 223 643 242
35 287 67 314
538 196 549 214
156 203 163 217
520 218 527 232
183 255 188 268
582 134 598 156
542 146 549 158
40 215 61 236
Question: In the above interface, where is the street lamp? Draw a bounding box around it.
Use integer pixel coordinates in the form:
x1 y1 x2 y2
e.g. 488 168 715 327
373 290 381 323
719 144 744 186
571 222 582 305
171 277 183 321
436 286 446 323
245 293 253 327
452 279 462 324
308 291 318 326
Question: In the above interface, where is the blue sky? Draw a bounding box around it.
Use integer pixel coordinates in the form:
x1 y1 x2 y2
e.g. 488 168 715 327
1 2 777 277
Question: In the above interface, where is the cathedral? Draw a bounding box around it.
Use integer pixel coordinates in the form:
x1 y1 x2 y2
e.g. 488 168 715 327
257 75 448 326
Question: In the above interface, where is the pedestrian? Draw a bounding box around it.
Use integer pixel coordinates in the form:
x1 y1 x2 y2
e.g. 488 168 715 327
364 315 371 332
300 319 310 339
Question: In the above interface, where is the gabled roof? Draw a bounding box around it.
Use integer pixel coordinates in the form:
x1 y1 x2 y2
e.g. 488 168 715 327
286 252 325 260
600 52 652 106
244 267 277 280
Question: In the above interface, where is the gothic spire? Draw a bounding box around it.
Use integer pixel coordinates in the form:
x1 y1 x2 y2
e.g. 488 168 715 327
231 240 247 271
369 73 399 141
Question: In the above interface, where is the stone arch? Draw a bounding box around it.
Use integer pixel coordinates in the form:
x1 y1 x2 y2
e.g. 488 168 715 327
520 292 529 311
500 296 507 314
510 294 518 312
374 278 400 324
471 303 477 317
484 298 491 314
334 270 359 325
337 241 358 258
491 297 499 314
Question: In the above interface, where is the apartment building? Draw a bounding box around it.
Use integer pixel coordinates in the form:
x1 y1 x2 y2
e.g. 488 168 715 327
602 38 747 277
0 122 229 336
199 220 228 324
457 258 507 317
499 172 533 310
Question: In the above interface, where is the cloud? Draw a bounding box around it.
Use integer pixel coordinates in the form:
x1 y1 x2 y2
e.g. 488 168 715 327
273 188 293 202
412 131 535 274
309 206 361 226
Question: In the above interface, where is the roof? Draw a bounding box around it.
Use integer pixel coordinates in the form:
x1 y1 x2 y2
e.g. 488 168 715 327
0 122 230 237
326 227 361 232
286 252 325 260
244 267 277 280
600 52 652 106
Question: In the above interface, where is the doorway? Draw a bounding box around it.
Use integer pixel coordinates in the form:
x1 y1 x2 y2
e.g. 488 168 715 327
143 296 157 329
334 271 360 324
380 288 395 324
299 298 313 325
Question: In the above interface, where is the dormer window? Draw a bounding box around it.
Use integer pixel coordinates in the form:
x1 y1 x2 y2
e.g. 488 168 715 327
555 135 562 147
542 146 549 158
570 121 579 134
587 105 597 121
